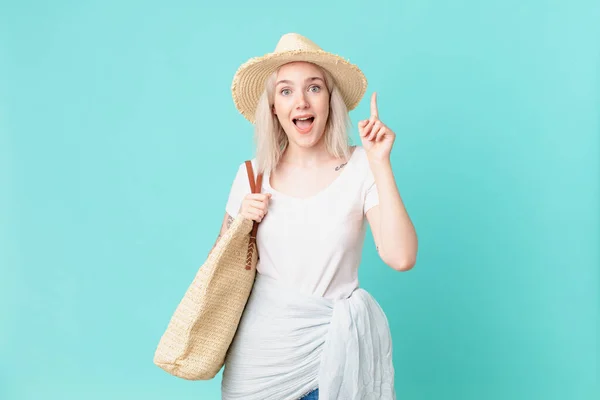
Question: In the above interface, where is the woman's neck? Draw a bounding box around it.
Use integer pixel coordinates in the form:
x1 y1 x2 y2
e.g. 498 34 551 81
280 141 335 168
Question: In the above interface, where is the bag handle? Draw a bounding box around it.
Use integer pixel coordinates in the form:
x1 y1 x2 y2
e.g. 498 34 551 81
245 160 263 195
244 160 263 270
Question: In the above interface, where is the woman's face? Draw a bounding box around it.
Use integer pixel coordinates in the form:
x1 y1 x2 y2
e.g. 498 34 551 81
272 62 330 149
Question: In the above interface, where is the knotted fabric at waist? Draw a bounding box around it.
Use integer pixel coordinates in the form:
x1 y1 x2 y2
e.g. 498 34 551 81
221 273 396 400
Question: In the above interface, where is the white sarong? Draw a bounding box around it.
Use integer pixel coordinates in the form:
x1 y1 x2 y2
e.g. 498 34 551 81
221 273 396 399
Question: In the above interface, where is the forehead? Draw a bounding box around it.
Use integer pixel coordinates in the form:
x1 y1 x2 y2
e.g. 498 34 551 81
276 61 324 81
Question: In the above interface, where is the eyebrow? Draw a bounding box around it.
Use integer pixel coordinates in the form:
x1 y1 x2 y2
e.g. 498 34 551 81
275 77 325 87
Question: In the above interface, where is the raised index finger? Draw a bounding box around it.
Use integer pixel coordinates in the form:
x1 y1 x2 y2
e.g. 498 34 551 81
370 92 378 119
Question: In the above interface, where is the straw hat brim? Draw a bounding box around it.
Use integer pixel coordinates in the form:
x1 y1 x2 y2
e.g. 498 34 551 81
231 50 367 123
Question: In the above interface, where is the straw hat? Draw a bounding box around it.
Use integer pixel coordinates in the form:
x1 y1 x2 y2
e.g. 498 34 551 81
231 33 367 123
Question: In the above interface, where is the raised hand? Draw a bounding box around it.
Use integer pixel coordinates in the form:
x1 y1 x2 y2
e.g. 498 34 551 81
358 92 396 162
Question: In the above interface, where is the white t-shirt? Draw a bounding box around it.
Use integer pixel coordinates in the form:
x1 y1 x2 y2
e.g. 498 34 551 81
225 146 379 300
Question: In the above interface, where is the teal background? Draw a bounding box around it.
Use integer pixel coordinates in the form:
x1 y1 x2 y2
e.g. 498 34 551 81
1 0 598 399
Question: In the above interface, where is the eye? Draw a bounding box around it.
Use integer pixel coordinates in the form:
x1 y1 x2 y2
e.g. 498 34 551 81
309 85 321 93
280 88 292 96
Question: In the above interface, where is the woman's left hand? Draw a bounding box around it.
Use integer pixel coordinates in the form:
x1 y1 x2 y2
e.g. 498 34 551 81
358 92 396 162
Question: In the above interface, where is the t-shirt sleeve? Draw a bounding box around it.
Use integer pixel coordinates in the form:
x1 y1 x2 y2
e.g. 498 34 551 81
225 162 252 218
364 158 380 214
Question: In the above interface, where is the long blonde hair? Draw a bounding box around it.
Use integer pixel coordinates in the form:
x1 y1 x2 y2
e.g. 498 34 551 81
253 63 352 174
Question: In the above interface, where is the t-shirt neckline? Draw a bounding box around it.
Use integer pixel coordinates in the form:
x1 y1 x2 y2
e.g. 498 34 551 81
264 146 359 202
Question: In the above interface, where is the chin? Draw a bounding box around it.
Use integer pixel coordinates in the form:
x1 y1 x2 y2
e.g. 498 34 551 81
295 132 325 147
300 126 326 139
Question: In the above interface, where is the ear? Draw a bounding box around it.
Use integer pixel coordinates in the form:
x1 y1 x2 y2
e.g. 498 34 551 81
271 104 276 115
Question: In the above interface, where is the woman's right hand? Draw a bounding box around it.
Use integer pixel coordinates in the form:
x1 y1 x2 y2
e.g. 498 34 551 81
239 193 272 223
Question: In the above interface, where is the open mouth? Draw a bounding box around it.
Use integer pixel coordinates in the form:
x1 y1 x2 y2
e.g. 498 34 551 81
293 117 315 132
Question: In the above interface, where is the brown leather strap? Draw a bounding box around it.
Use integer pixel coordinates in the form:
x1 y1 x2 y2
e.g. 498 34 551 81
244 160 263 270
244 160 263 194
245 161 256 193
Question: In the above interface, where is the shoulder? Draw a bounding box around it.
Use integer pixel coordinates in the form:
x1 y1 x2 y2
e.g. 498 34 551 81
230 157 259 190
351 145 368 162
349 146 372 174
225 157 258 217
232 157 258 176
348 146 377 188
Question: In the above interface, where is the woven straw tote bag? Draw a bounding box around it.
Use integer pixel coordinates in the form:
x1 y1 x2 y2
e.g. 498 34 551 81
153 160 263 380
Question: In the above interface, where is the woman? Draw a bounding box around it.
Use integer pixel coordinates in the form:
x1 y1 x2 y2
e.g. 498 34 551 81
218 33 418 400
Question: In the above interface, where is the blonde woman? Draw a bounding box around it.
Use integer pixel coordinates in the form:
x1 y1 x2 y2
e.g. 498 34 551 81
217 33 418 400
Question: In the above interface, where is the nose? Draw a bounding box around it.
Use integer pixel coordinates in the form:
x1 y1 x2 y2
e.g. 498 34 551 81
295 92 309 110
